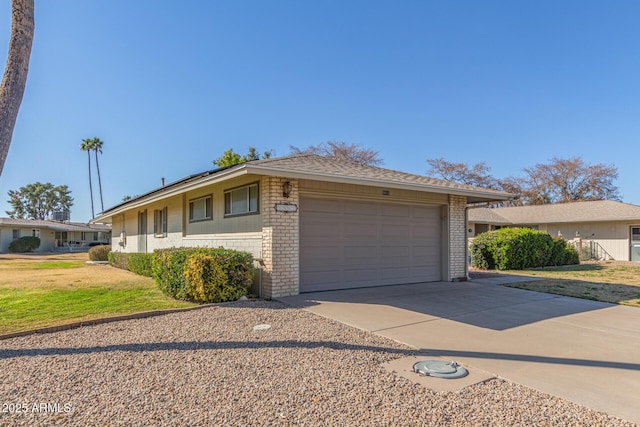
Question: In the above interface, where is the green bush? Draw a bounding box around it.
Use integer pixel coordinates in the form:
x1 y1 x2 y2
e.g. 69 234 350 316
469 231 499 270
127 253 154 277
8 236 41 253
470 228 579 270
152 247 253 302
88 244 111 261
108 252 154 277
108 251 128 270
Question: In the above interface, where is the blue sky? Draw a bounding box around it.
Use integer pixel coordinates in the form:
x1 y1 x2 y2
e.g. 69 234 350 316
1 1 639 222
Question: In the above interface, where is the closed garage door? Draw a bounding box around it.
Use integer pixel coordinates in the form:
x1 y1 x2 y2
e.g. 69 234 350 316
300 197 443 292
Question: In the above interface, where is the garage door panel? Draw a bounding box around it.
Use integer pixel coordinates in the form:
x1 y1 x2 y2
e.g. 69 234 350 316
301 221 341 239
300 197 443 292
381 266 411 280
381 224 411 239
345 222 378 238
381 204 410 218
344 201 378 216
344 246 378 265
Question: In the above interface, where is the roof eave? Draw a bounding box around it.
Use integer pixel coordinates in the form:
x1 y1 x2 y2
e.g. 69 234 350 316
245 164 513 203
92 166 250 223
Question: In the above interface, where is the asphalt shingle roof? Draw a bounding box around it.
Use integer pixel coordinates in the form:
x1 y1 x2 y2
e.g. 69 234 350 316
468 200 640 224
97 154 514 221
0 218 111 232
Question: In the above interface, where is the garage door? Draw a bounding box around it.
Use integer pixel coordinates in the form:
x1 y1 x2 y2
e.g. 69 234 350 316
300 197 443 292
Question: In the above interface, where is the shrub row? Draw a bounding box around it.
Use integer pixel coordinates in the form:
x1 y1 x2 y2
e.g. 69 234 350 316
108 251 154 277
470 228 579 270
8 236 41 253
108 247 253 303
88 245 111 261
152 248 253 303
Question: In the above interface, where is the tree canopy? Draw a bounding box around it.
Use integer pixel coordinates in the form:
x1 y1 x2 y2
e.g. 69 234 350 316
289 141 383 166
427 156 620 205
6 182 74 220
212 147 272 167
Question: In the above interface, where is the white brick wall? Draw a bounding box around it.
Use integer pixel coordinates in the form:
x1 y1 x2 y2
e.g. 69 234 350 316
448 195 467 280
261 176 300 298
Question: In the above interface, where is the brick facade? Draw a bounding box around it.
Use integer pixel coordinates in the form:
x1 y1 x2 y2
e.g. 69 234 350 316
260 176 300 297
448 194 468 281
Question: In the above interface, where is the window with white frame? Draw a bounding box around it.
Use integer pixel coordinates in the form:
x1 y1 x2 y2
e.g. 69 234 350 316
32 229 40 238
224 183 259 216
189 195 212 222
154 207 168 237
12 229 19 240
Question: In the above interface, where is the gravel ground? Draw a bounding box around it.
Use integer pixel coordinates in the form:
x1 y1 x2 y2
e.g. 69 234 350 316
0 300 636 427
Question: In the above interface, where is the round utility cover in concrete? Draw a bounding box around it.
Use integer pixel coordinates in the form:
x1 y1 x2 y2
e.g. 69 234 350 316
413 360 468 379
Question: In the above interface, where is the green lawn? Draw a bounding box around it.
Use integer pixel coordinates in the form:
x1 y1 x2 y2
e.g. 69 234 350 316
0 253 197 335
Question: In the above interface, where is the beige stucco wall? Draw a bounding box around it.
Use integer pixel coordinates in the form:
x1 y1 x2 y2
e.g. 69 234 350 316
110 176 265 258
538 221 637 261
0 226 55 252
468 220 640 262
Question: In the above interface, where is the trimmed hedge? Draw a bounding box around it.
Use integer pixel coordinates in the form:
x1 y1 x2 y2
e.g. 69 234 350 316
152 247 253 303
470 228 579 270
88 245 111 261
108 252 154 277
8 236 41 253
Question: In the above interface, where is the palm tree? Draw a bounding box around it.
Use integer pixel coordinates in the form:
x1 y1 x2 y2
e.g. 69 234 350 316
0 0 35 177
91 137 105 212
80 138 95 218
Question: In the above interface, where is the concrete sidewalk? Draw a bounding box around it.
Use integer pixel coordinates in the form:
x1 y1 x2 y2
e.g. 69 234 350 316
279 276 640 424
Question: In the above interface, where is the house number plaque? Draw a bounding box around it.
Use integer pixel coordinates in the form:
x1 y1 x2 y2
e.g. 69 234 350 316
275 203 298 212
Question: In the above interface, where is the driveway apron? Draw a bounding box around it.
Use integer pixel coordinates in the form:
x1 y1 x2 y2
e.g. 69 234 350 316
278 276 640 424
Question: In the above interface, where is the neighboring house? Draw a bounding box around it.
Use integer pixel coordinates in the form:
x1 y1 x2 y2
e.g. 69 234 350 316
93 154 511 298
0 218 111 253
468 200 640 262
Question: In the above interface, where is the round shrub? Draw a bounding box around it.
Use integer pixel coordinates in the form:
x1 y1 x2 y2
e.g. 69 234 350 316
470 228 579 270
8 236 40 253
184 253 229 302
88 244 111 261
152 247 253 302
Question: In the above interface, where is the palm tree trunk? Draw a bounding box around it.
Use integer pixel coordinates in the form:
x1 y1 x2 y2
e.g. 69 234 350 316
94 148 104 212
0 0 35 177
87 150 95 218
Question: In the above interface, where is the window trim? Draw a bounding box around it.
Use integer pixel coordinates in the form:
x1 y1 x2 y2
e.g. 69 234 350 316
188 194 213 223
224 182 259 217
154 207 168 238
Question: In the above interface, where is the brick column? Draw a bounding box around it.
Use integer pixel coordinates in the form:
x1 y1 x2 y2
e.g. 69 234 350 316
260 176 300 298
448 195 467 281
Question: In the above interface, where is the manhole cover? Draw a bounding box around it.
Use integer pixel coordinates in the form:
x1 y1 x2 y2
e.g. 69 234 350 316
413 360 468 379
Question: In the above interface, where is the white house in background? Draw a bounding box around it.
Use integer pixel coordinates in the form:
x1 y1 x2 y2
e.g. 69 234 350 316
92 154 512 298
467 200 640 262
0 218 111 253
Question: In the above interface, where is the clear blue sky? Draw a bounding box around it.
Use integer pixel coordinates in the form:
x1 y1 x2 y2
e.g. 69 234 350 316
1 1 639 222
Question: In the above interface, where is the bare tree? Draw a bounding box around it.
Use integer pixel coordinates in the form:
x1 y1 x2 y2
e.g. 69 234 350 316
290 141 383 166
427 158 500 189
0 0 35 177
518 157 620 204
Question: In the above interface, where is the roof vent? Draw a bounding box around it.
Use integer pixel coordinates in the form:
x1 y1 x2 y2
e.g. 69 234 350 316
413 360 468 379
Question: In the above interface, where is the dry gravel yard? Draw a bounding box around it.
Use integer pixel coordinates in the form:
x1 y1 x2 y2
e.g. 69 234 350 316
0 300 636 427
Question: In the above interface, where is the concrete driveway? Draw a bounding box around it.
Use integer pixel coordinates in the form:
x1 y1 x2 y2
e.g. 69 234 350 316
279 275 640 424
